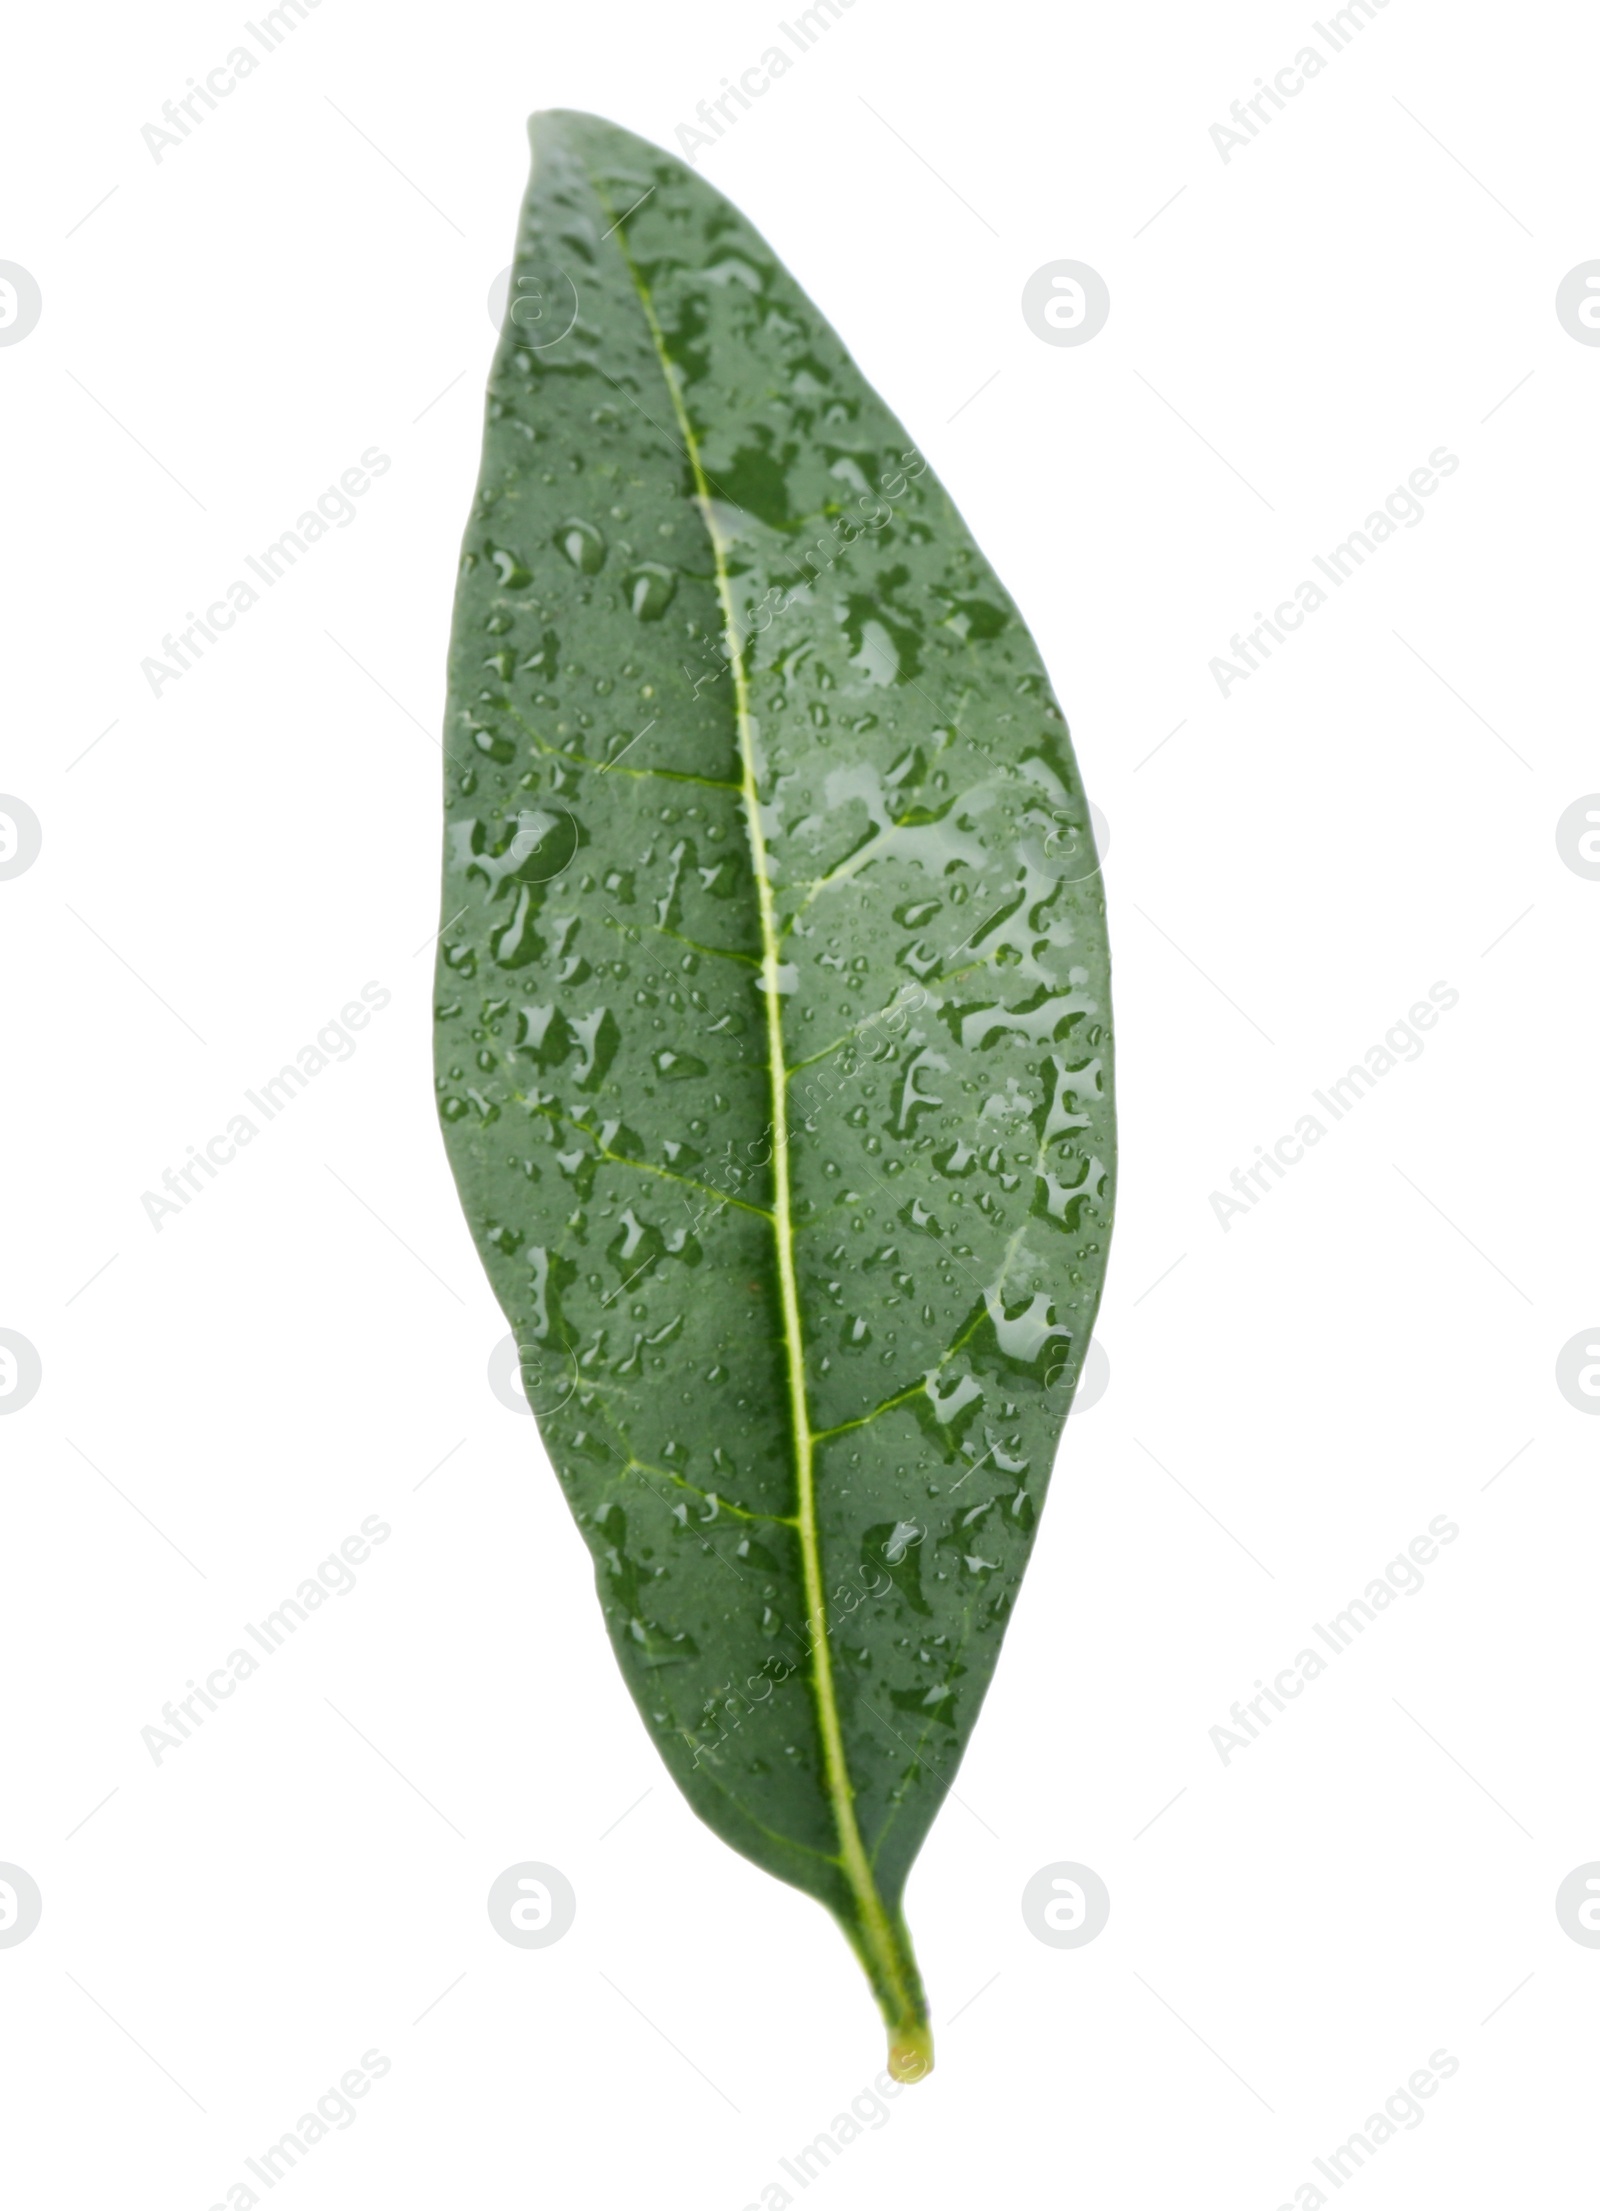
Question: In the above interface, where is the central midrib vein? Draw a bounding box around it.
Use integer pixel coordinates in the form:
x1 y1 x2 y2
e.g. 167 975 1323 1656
603 205 918 2032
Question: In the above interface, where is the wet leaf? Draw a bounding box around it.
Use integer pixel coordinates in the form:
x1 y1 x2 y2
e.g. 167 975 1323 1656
435 110 1115 2078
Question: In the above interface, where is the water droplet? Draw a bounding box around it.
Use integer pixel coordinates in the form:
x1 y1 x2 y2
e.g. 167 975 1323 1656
621 562 678 620
554 517 607 573
654 1048 709 1081
488 545 531 588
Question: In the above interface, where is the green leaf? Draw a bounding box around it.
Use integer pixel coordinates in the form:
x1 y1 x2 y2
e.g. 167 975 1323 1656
434 109 1115 2078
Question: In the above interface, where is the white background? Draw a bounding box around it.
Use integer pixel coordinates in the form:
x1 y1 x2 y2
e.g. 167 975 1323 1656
3 0 1596 2204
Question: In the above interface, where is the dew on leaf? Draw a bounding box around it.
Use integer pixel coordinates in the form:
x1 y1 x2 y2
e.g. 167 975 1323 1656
554 517 607 572
623 563 678 619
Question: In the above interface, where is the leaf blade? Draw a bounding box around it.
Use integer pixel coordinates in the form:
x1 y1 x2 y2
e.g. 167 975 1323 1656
435 109 1116 2075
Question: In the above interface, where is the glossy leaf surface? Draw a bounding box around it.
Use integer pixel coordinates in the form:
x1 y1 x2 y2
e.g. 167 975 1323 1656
434 110 1115 2074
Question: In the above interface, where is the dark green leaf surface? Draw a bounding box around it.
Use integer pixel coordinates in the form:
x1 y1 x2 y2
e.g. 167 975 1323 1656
435 111 1115 2074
